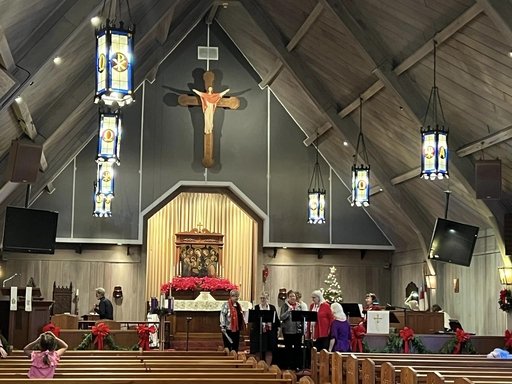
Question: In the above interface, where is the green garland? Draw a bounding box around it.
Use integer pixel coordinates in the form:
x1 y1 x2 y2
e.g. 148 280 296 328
75 332 126 350
439 336 476 354
382 333 429 353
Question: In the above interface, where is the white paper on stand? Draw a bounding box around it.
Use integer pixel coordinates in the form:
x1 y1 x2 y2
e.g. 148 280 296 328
25 286 32 312
10 286 17 311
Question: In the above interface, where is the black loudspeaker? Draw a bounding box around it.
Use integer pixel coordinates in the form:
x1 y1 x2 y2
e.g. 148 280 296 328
505 213 512 256
6 140 42 183
475 160 501 200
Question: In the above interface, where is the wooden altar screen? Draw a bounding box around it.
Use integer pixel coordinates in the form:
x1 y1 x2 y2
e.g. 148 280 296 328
175 228 223 277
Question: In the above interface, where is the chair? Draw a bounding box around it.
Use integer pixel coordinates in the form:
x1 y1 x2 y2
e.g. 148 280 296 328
95 319 121 330
52 281 73 315
51 314 79 329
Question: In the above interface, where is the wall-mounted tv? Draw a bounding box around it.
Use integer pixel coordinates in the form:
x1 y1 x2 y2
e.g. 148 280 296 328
2 206 58 254
428 218 479 267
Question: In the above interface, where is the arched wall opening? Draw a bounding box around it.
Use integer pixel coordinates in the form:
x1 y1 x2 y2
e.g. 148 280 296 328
144 185 264 302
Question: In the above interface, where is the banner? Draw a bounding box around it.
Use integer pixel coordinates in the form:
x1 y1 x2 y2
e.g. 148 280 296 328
25 286 32 312
10 287 17 311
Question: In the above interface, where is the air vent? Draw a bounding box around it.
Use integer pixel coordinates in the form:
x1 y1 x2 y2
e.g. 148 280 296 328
197 46 218 60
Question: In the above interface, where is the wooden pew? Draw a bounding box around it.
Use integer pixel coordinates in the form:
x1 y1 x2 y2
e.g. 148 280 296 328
0 353 307 384
314 349 512 384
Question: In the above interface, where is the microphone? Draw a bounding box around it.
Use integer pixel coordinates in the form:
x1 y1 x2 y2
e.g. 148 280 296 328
2 273 19 287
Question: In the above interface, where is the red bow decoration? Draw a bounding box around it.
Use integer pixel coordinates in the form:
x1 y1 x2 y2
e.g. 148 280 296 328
453 328 471 354
137 324 156 351
42 322 61 337
350 324 366 352
399 327 415 353
505 330 512 350
92 322 111 350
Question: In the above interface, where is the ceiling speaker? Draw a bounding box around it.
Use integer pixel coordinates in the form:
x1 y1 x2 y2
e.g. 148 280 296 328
475 160 501 200
6 140 42 183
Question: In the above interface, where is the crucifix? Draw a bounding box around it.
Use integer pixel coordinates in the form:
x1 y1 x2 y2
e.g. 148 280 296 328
178 71 240 168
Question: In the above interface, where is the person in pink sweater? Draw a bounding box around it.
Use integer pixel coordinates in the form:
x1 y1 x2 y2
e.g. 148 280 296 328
23 331 68 379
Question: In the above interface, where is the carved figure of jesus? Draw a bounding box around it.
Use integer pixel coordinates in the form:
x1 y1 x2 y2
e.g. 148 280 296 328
178 71 240 168
192 87 231 134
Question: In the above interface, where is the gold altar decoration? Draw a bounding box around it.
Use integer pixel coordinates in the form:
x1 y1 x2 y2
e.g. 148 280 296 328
175 228 223 277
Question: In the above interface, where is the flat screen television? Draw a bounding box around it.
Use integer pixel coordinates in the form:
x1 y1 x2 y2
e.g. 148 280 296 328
428 218 479 267
2 206 58 254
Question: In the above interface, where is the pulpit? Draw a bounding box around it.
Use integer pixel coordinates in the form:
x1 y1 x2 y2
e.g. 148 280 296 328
391 310 443 333
0 287 53 348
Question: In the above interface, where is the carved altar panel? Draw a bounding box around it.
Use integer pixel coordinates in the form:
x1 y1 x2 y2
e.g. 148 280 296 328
175 228 223 277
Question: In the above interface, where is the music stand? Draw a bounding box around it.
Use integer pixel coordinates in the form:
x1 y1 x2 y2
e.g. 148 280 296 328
291 310 317 371
341 303 363 320
248 309 276 361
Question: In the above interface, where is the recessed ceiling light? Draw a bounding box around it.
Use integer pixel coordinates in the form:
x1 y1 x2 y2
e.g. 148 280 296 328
91 16 101 27
53 57 62 65
343 141 348 146
15 96 22 104
508 50 512 58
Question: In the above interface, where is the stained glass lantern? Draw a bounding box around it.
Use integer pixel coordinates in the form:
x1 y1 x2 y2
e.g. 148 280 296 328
307 136 326 224
307 188 326 224
351 164 370 207
95 20 135 107
421 128 448 180
93 192 113 217
97 110 122 165
351 98 371 207
420 40 449 180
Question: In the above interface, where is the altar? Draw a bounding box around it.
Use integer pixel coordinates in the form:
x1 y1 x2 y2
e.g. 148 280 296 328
170 293 251 349
171 293 251 335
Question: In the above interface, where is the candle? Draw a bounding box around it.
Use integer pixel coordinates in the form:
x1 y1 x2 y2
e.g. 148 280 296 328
150 297 158 311
160 294 165 309
76 289 79 296
167 297 174 314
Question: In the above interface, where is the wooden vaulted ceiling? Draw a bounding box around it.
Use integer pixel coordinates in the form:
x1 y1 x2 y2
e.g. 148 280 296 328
0 0 511 258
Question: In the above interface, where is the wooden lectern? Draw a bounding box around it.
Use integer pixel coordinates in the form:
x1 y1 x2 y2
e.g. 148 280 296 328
0 287 53 348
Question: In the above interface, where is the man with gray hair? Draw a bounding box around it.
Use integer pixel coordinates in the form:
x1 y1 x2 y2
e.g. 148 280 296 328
94 287 114 320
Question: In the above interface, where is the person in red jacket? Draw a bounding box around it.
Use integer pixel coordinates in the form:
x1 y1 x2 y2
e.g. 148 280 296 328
307 290 334 351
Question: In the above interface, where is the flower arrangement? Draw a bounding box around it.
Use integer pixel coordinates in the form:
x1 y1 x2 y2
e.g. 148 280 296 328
162 276 238 294
499 288 512 312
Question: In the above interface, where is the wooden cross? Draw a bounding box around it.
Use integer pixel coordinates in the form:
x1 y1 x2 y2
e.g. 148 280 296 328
178 71 240 168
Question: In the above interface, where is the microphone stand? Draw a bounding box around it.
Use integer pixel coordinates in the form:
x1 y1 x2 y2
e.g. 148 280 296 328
2 273 19 288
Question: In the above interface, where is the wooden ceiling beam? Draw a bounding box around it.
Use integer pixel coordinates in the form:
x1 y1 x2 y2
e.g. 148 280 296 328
136 0 212 85
303 122 332 146
239 0 434 251
457 125 512 157
0 0 101 114
476 0 512 48
338 3 482 119
259 2 323 89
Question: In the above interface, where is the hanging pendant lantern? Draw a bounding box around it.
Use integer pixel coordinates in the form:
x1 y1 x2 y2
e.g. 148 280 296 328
93 162 115 216
352 98 370 207
307 135 326 224
420 40 449 180
95 0 135 107
97 109 122 165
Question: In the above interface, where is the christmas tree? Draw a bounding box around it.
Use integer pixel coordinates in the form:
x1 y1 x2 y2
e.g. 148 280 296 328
321 266 343 303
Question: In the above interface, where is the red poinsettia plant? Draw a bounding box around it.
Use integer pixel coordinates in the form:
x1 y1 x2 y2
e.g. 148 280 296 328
162 276 237 294
499 288 512 312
